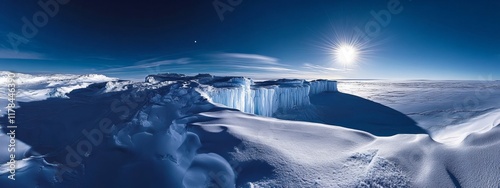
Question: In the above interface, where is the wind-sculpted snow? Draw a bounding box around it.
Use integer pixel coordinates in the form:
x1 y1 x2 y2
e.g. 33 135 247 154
1 73 499 187
0 78 236 187
187 110 500 187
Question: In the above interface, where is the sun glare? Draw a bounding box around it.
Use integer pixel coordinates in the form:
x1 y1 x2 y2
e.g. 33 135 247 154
335 44 358 65
316 26 374 70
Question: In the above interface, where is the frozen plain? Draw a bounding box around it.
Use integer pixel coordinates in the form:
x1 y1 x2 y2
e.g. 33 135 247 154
0 72 499 187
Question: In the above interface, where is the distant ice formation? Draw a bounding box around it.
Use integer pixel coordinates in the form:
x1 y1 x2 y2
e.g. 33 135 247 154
0 71 117 115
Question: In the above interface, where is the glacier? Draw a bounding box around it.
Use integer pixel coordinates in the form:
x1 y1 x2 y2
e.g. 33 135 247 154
1 72 500 188
0 72 337 117
146 74 338 117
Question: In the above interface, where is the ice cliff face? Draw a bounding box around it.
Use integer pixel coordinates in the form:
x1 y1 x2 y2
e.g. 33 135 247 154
310 79 338 95
146 74 338 116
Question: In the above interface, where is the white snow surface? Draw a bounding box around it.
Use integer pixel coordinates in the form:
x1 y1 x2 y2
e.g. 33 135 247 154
336 80 500 136
0 71 117 115
0 73 498 188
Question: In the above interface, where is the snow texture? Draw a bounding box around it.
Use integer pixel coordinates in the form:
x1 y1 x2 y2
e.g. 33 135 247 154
0 72 499 188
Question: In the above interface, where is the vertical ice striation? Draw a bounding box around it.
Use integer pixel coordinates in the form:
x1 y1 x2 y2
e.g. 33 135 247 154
252 87 278 117
207 77 254 114
275 86 310 112
206 79 337 117
310 80 338 95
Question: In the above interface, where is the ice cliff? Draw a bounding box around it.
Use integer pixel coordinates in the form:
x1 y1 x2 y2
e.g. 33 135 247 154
145 74 338 116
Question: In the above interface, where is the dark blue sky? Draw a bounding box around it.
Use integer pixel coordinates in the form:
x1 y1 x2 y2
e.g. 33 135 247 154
0 0 498 80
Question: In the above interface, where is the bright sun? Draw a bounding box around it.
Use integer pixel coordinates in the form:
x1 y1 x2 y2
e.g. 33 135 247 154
319 29 370 70
335 44 358 65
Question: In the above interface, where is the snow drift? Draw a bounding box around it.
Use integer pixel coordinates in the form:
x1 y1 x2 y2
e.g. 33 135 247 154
0 72 499 188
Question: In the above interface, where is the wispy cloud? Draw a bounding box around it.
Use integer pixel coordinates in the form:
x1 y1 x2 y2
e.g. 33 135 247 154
207 53 295 73
0 49 46 60
302 63 345 72
99 58 191 72
231 65 293 71
214 53 279 65
96 53 346 80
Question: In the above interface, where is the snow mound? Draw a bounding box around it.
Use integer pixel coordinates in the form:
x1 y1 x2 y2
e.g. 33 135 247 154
432 108 500 145
187 109 500 187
